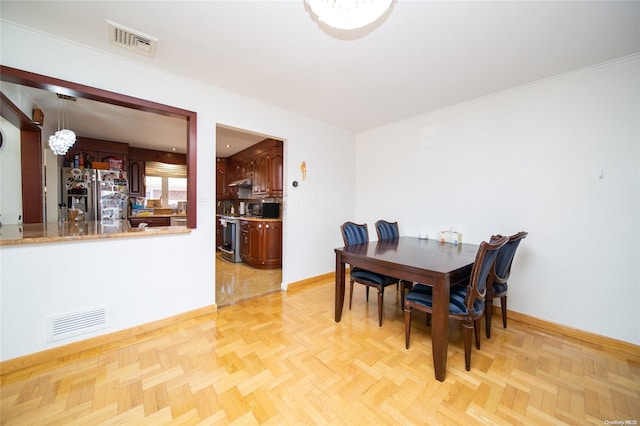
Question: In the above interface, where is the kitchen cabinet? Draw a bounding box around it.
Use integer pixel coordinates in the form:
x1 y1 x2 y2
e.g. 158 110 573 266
216 216 223 249
66 137 129 170
252 152 269 196
219 138 283 199
129 216 171 227
239 219 282 269
268 145 283 197
235 160 253 180
226 158 252 199
239 221 249 259
251 142 283 198
128 160 145 197
216 157 228 198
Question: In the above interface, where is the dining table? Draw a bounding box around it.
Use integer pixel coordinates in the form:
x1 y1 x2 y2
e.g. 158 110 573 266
334 236 479 382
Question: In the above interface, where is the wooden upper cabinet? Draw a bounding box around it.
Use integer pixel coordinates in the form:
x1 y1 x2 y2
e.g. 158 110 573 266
252 152 269 197
268 145 283 197
226 159 238 199
219 138 283 199
249 139 282 198
67 137 129 169
216 157 228 198
128 160 145 197
237 160 252 180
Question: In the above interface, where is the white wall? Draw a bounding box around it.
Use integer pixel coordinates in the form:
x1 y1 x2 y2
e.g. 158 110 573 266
355 55 640 345
0 22 355 361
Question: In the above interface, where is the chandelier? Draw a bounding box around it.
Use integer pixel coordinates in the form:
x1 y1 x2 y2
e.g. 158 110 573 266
48 94 77 155
305 0 394 30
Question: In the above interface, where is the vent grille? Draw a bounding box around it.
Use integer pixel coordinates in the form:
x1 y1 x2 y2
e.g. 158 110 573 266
107 20 158 57
47 306 109 342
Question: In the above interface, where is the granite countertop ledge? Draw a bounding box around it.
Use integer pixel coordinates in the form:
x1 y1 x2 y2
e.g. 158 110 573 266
0 221 190 246
216 214 282 222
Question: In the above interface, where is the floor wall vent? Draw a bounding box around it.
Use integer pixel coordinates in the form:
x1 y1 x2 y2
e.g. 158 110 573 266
47 306 110 342
107 20 158 57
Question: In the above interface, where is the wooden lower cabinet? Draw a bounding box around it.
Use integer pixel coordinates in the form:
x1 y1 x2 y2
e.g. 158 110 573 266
239 220 282 269
216 218 223 250
129 216 171 227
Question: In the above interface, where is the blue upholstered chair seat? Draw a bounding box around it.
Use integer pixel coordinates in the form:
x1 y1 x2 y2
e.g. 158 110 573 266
405 284 484 316
350 268 398 286
493 282 508 294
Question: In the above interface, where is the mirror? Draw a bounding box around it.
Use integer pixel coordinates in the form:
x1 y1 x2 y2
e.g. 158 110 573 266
0 66 197 228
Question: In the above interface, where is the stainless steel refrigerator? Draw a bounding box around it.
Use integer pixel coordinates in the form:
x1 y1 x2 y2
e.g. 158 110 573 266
62 167 128 223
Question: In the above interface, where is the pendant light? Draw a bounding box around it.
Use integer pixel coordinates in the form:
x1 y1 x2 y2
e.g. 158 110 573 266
306 0 394 30
48 94 77 155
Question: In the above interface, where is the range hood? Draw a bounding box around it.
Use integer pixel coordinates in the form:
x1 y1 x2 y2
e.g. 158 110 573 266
228 177 252 187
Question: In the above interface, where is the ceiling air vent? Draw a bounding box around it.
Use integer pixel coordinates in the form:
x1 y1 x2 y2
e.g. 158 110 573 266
107 20 158 57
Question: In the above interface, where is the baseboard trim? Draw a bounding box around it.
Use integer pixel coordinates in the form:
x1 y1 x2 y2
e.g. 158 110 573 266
287 271 335 291
0 304 217 376
492 305 639 356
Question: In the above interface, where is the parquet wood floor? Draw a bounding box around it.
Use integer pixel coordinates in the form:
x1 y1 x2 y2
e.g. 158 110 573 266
2 278 639 425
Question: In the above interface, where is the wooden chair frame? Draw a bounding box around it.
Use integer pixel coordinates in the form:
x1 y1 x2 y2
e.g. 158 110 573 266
404 235 509 371
485 231 528 338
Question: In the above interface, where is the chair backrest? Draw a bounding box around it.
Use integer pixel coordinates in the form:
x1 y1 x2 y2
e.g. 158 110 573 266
491 231 528 284
375 220 399 240
340 222 369 246
465 235 509 313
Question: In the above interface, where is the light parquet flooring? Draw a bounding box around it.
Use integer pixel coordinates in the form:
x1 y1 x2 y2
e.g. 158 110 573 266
2 279 639 425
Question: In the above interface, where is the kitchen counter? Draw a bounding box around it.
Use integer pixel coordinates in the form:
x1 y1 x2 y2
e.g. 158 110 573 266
0 221 190 246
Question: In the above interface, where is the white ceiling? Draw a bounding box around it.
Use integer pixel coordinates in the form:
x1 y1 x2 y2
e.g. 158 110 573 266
2 1 639 156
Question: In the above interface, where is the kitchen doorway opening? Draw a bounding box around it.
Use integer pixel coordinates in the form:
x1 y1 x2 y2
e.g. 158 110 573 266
215 124 284 306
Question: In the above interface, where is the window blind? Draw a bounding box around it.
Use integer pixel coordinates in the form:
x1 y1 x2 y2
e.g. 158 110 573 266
145 161 187 178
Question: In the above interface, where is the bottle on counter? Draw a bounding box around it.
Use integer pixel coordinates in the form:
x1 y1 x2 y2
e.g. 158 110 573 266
58 203 68 224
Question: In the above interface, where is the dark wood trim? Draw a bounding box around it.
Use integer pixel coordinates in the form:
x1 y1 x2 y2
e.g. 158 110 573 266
187 114 197 228
20 130 44 223
0 92 44 223
0 92 41 131
0 65 198 228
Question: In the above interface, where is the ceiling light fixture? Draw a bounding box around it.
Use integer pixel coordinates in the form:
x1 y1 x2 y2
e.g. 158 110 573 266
48 94 77 155
305 0 394 30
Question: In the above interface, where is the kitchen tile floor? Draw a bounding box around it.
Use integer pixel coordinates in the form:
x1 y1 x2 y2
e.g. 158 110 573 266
215 252 282 307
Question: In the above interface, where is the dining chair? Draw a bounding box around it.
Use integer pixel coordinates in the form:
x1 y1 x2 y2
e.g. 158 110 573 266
485 231 528 338
340 221 401 326
374 219 399 240
374 219 414 308
404 235 508 371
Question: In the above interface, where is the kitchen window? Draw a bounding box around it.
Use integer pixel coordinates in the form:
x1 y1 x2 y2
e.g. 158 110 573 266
145 162 187 207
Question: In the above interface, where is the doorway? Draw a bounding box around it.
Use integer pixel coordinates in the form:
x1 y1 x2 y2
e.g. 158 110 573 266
215 124 283 306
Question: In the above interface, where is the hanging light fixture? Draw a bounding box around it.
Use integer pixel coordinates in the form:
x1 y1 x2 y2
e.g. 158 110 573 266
48 94 77 155
305 0 394 30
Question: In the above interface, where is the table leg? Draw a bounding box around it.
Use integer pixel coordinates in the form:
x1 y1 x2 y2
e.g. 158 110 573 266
335 254 346 322
431 276 449 381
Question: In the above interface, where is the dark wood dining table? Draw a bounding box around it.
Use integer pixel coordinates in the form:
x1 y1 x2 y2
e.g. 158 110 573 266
334 236 479 382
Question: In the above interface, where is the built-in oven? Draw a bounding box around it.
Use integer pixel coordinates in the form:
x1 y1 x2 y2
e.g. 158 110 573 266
218 216 241 262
